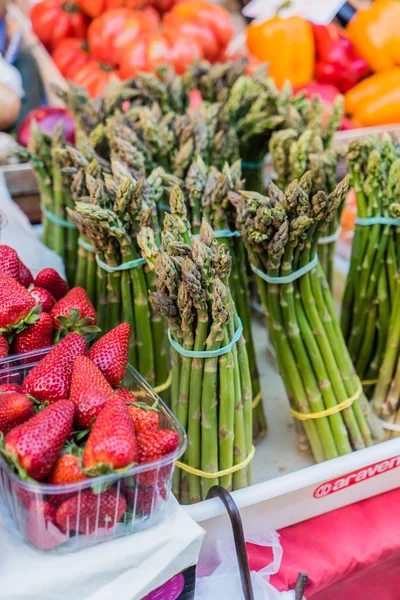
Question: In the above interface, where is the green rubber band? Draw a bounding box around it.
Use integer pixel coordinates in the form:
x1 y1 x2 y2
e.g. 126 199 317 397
168 319 243 358
356 216 400 226
95 254 146 273
78 238 95 252
251 254 318 284
242 159 265 169
41 204 77 230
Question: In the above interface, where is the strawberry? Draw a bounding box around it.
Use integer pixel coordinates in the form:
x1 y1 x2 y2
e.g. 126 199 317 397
114 386 138 402
0 245 20 279
34 268 69 301
26 500 67 549
70 356 116 428
22 333 86 402
2 399 75 481
87 323 130 386
137 429 180 485
83 396 138 474
127 404 159 435
0 392 35 434
51 287 98 339
0 384 22 393
56 488 127 534
30 286 56 313
49 447 87 485
18 261 34 288
0 334 8 359
0 273 40 332
122 481 167 515
13 312 54 356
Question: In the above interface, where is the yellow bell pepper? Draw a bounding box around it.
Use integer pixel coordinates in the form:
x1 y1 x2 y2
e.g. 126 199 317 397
344 68 400 127
246 16 314 88
347 0 400 72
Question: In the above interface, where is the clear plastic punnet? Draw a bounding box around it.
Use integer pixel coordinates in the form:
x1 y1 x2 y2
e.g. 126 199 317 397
0 348 187 553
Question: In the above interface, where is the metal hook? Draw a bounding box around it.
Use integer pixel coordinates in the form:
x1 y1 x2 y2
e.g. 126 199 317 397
206 486 254 600
295 571 308 600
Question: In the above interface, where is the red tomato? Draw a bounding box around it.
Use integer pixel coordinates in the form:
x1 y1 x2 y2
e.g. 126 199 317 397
119 30 202 79
76 0 150 19
113 9 159 65
52 38 91 79
167 1 233 50
163 13 220 62
71 61 119 97
88 8 133 64
30 0 88 50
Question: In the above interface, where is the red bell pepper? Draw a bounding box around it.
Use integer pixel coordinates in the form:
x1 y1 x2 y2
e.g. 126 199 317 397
311 22 369 93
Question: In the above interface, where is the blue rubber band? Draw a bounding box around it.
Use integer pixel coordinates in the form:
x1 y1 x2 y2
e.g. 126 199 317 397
95 254 146 273
158 203 171 212
78 237 95 252
242 159 265 169
356 216 400 227
168 319 243 358
41 204 77 230
194 230 241 240
251 254 318 284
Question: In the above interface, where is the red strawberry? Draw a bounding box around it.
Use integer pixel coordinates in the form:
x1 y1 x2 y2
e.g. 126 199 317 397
83 396 138 473
127 404 159 435
34 268 69 300
22 333 86 402
0 392 35 434
70 356 116 428
114 387 138 402
137 429 180 485
0 384 22 393
30 286 56 313
48 446 87 505
13 312 54 356
0 245 20 279
51 287 98 339
0 273 39 331
122 482 167 515
56 488 126 534
87 323 130 386
3 399 75 481
0 334 8 359
26 500 67 549
18 261 34 288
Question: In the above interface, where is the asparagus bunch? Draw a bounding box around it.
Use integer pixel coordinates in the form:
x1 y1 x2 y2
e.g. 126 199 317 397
341 136 400 390
269 96 344 287
66 158 172 392
25 122 78 284
231 173 384 462
138 188 253 503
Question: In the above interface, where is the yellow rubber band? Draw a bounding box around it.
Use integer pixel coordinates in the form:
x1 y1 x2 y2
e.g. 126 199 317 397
361 379 378 386
175 445 255 479
154 372 172 394
252 390 262 410
290 379 362 421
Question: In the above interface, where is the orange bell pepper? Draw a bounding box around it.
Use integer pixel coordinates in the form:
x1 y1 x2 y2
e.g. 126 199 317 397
347 0 400 72
246 15 314 88
344 69 400 126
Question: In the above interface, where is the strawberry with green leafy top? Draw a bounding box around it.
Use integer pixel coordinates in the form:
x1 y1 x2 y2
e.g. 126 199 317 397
49 446 87 485
0 392 35 434
70 355 116 428
51 287 98 340
136 429 180 485
127 404 159 435
13 312 54 356
87 323 130 386
1 399 75 481
83 396 138 474
114 387 138 402
34 268 69 300
56 488 126 534
22 333 86 402
0 273 40 333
